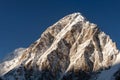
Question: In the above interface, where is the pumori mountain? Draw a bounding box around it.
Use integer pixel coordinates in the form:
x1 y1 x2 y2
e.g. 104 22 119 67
0 13 120 80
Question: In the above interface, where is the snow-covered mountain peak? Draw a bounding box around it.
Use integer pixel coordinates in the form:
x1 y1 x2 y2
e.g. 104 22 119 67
0 12 120 80
67 12 85 21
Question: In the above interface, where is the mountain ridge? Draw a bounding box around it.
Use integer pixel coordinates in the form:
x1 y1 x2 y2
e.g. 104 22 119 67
0 12 120 80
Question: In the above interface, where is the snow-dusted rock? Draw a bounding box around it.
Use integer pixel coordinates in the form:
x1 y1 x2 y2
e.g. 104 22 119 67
0 13 119 80
0 48 26 77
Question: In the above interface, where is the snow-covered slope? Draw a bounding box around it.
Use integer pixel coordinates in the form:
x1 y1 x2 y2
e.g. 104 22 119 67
96 52 120 80
0 48 26 77
0 12 120 80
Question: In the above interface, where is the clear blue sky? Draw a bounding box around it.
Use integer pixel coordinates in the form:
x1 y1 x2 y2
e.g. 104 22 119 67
0 0 120 60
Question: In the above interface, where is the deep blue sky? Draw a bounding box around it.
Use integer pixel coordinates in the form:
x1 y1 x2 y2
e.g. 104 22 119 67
0 0 120 60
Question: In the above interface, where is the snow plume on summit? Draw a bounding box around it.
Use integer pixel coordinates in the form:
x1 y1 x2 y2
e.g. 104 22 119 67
0 12 120 80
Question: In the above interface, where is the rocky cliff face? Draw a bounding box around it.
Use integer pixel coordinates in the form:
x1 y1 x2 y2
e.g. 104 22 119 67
0 13 120 80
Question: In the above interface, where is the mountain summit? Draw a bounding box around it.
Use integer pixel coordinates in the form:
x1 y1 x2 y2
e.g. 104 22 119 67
0 13 120 80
